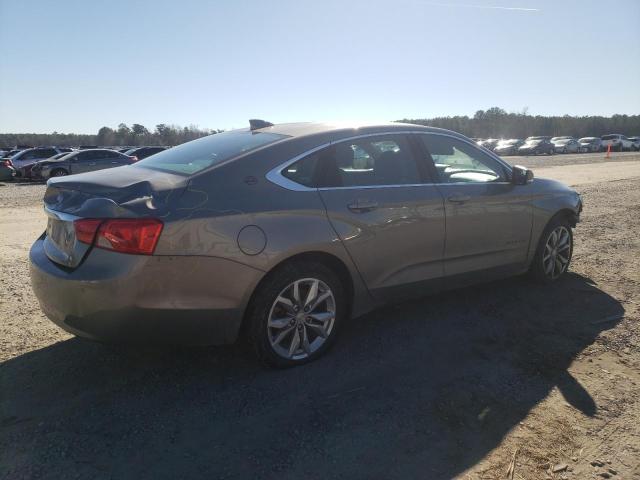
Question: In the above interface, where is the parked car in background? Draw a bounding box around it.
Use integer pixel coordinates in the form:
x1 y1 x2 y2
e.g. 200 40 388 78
79 145 99 150
494 139 524 156
601 134 633 151
1 149 24 160
124 146 167 160
0 158 16 181
551 137 580 154
477 138 499 151
628 137 640 151
31 149 136 179
10 147 64 176
30 121 582 367
518 138 555 155
117 147 135 153
578 137 603 153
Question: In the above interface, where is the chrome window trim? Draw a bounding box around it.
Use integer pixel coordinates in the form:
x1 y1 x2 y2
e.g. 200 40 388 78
265 130 513 191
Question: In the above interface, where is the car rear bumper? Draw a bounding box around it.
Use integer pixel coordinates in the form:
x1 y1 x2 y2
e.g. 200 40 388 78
29 236 265 345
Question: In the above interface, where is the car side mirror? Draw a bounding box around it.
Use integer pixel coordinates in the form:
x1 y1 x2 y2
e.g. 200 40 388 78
511 165 534 185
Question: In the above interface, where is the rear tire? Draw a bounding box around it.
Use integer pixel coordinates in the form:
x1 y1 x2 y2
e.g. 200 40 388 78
50 168 68 177
246 261 346 368
529 216 573 283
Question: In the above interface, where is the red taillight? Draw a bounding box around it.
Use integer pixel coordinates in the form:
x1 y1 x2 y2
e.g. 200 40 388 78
3 159 13 167
74 218 163 255
74 219 103 244
129 156 138 162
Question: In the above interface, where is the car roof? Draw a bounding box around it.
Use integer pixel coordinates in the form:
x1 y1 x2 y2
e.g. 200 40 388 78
249 121 463 140
70 148 118 154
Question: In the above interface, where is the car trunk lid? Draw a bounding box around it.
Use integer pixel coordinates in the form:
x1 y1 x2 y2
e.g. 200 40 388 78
42 166 188 268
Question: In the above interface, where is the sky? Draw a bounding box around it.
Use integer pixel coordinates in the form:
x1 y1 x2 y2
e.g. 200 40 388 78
0 0 639 134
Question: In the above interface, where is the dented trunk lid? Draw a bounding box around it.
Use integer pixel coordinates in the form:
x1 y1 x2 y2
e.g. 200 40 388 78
42 165 189 268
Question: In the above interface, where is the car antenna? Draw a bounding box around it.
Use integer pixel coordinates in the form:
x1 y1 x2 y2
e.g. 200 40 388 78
249 119 274 130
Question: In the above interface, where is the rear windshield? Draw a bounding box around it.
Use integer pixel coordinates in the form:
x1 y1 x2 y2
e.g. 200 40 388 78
601 135 618 140
133 130 288 175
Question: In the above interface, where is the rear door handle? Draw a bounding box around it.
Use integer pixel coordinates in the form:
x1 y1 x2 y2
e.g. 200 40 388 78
447 194 471 204
348 200 379 213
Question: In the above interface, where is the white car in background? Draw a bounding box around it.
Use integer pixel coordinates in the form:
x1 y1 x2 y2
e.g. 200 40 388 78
628 137 640 151
600 134 634 152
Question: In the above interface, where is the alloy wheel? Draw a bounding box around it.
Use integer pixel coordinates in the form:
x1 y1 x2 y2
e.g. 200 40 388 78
542 226 571 280
267 278 336 360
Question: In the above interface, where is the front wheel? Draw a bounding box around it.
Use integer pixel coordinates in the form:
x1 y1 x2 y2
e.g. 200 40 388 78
247 261 346 368
530 216 573 283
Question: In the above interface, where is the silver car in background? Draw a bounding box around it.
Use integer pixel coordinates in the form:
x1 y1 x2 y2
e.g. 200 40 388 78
32 149 135 179
578 137 603 153
30 121 582 367
551 137 580 154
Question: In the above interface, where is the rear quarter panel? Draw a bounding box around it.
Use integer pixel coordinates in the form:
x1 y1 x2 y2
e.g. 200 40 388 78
153 140 374 318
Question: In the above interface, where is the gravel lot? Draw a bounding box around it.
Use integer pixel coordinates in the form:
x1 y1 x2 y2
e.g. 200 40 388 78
1 152 639 479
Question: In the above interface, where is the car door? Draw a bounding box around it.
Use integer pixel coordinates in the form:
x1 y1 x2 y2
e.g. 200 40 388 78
70 151 97 174
417 133 533 279
88 150 119 171
103 150 131 168
313 134 446 301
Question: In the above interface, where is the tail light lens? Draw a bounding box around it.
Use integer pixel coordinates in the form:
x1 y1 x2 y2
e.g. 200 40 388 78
74 218 163 255
73 219 102 244
129 156 138 162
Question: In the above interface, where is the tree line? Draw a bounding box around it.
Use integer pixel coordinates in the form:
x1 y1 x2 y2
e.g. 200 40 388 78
0 123 219 148
1 110 639 148
399 108 640 139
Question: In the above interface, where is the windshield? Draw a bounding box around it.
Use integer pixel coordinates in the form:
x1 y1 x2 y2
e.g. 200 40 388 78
579 138 595 143
601 135 618 140
134 130 288 175
526 140 541 145
555 139 570 145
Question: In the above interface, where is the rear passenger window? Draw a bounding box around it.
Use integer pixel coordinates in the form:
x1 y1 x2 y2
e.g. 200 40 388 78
282 152 320 187
322 135 421 187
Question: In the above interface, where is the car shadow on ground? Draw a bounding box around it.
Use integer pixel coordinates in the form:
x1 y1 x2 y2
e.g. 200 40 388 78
0 273 623 479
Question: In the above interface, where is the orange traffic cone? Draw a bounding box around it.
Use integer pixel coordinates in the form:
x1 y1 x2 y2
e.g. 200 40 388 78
606 144 611 158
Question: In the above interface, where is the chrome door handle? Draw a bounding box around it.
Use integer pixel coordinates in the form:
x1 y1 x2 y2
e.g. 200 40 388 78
447 194 471 204
348 200 379 213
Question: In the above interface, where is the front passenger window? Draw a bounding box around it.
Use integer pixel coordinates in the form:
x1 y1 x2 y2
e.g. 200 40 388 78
419 134 504 184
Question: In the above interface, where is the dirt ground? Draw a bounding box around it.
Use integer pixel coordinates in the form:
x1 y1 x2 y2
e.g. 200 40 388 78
1 153 639 479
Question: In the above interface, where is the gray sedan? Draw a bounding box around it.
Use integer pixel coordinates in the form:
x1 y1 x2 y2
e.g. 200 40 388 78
30 122 582 367
32 149 135 179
